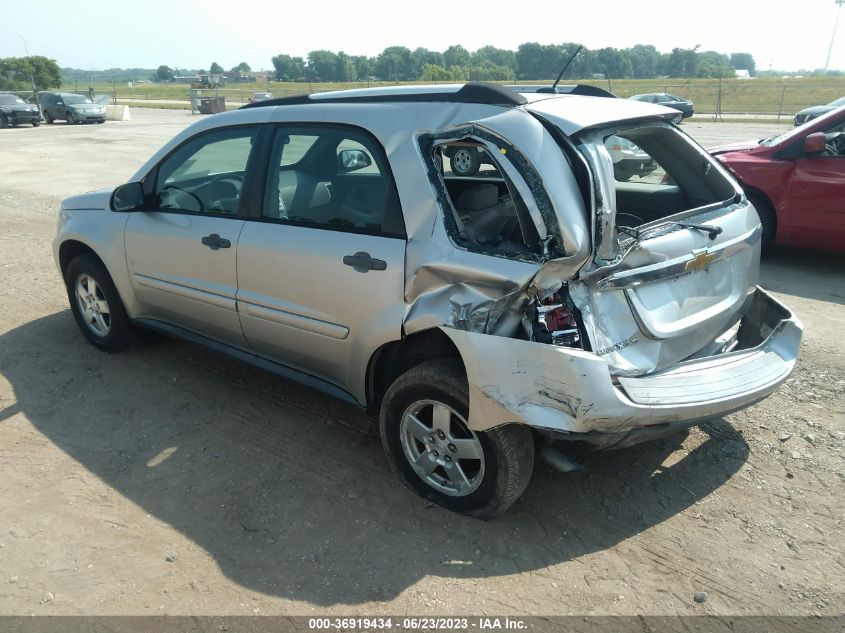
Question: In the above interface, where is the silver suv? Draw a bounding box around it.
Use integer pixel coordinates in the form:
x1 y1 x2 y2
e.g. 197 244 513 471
54 83 802 518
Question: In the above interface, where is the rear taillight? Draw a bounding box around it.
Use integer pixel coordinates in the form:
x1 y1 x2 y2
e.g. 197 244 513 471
534 294 582 348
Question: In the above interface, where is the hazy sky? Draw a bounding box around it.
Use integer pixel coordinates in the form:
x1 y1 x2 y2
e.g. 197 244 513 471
2 0 844 72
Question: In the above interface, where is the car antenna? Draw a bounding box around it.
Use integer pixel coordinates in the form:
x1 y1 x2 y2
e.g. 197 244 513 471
550 45 583 92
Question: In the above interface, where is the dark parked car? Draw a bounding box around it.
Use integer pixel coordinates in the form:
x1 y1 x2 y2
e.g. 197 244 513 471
0 93 41 128
710 105 845 251
630 93 694 123
793 96 845 126
40 92 106 124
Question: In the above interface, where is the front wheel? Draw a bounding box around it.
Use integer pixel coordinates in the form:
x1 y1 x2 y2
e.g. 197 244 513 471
380 359 534 518
44 111 54 124
65 253 131 351
671 113 683 125
0 114 7 129
66 111 76 124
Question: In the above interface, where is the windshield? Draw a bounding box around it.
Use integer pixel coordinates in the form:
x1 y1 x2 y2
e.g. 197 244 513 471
64 95 93 105
0 95 25 105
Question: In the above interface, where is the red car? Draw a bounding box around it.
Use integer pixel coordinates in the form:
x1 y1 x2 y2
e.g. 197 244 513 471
710 106 845 251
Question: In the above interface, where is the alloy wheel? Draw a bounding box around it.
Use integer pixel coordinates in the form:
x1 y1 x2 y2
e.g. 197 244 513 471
399 399 485 497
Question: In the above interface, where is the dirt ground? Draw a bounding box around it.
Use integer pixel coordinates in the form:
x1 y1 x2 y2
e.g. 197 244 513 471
0 110 842 616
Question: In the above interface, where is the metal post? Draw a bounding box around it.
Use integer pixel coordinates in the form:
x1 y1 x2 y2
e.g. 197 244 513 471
777 85 787 123
826 0 845 71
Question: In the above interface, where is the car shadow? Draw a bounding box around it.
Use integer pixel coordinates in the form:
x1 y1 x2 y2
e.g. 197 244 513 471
760 246 845 305
1 312 749 606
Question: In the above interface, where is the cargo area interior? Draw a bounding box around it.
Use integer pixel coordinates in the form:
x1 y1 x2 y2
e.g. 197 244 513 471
609 125 738 228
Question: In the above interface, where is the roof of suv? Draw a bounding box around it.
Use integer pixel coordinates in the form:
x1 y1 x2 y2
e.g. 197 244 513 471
242 82 528 108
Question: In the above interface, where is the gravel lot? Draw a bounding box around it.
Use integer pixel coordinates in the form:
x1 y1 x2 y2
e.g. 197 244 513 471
0 109 842 616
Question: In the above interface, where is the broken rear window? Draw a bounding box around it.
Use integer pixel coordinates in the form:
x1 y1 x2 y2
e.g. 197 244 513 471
432 140 543 259
603 125 736 230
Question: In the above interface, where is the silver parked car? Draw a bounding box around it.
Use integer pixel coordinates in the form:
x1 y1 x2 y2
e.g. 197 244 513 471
54 83 802 518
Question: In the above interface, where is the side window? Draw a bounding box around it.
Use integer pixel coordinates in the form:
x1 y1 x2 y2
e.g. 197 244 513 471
263 126 402 235
433 140 542 258
154 126 258 215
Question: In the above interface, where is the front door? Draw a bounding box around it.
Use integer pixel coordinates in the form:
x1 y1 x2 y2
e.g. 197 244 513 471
786 117 845 249
125 125 260 347
236 125 406 400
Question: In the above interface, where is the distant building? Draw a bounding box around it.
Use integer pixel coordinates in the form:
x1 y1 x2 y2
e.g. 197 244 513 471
735 69 752 79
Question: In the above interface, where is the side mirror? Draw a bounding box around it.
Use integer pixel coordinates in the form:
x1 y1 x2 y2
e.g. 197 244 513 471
803 132 826 154
111 182 145 212
338 149 372 172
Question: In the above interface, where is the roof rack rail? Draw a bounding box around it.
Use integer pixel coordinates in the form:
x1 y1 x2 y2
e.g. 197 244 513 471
241 82 528 109
508 84 616 98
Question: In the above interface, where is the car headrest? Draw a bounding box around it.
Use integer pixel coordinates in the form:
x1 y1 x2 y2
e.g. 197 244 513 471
456 184 498 211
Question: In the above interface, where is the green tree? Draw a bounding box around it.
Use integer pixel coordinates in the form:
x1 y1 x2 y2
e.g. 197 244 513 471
374 46 414 81
351 55 373 80
627 45 661 78
231 61 251 72
594 47 633 79
156 64 173 81
307 50 339 81
209 61 224 74
472 46 516 70
271 54 305 81
729 52 756 75
443 45 471 69
0 56 62 90
334 51 355 82
411 48 443 78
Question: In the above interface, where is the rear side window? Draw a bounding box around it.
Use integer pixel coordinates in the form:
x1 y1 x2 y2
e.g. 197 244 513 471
432 140 543 259
262 125 404 236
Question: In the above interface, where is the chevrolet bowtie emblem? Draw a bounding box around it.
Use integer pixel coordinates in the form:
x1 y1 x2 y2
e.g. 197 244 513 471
685 250 719 272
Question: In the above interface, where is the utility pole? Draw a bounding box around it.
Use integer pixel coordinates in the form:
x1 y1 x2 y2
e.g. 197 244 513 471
826 0 845 71
14 33 37 94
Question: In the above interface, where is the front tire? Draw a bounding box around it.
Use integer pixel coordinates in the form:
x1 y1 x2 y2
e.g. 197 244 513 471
0 114 7 129
380 359 534 519
64 253 131 352
66 111 76 124
44 111 54 124
671 113 683 125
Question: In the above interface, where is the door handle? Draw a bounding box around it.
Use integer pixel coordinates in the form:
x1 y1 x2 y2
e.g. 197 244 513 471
342 251 387 272
201 233 231 250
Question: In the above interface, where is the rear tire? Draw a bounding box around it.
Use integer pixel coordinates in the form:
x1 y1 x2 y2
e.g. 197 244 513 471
746 190 776 251
32 121 40 127
380 359 534 519
0 114 7 129
64 253 131 352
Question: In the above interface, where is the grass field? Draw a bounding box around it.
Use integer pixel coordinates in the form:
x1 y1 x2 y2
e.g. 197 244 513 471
69 76 845 115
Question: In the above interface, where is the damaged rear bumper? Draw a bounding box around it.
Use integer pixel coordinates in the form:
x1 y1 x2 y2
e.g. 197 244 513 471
441 287 801 447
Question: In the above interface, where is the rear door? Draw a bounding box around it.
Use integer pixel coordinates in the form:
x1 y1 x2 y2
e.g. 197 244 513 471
235 125 406 400
124 125 260 347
